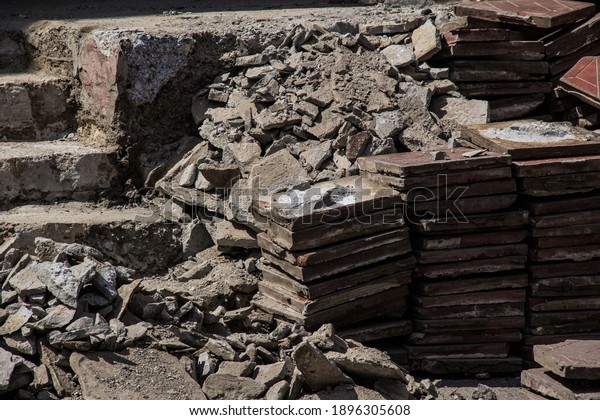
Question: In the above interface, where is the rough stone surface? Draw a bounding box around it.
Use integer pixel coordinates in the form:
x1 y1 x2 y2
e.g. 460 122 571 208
292 341 353 391
327 346 408 382
70 348 207 400
202 374 266 400
381 44 415 68
412 20 441 62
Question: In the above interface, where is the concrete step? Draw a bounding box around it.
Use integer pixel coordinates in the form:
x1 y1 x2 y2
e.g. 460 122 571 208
0 140 119 203
0 202 182 272
0 31 27 73
0 72 74 140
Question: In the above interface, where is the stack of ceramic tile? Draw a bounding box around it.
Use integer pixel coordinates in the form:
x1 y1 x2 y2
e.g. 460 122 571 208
463 119 600 359
435 0 600 123
252 176 416 334
358 149 527 375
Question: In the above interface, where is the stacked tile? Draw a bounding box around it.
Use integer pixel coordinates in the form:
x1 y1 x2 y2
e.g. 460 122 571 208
358 148 527 375
521 340 600 399
462 119 600 359
252 175 416 335
434 0 599 124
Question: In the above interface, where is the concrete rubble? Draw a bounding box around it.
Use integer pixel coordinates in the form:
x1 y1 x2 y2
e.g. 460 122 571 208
0 235 432 400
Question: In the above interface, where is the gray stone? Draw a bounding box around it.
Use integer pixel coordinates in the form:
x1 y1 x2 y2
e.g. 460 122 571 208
265 380 290 400
308 116 344 139
0 305 33 336
412 20 442 62
34 238 103 262
236 54 269 67
178 164 198 187
292 341 353 391
2 334 36 356
300 140 332 172
306 89 334 108
202 374 266 400
374 111 405 139
253 358 294 388
8 268 46 296
431 96 489 126
35 262 95 308
217 361 256 377
246 65 273 80
255 109 302 130
197 352 219 380
381 44 415 68
92 264 118 301
198 163 239 188
211 219 257 249
207 89 229 103
0 348 32 394
191 95 216 124
225 142 262 174
205 338 237 361
249 149 309 192
194 172 213 190
326 346 408 382
31 365 51 391
295 101 320 120
70 348 206 400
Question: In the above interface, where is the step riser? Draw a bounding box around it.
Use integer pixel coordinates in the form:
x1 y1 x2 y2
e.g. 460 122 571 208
0 78 74 140
0 31 27 73
0 142 119 202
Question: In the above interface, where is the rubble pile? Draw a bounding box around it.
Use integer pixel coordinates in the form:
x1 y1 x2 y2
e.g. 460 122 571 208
252 176 415 340
436 0 600 127
358 149 528 375
155 9 500 236
521 339 600 399
462 119 600 359
0 236 437 400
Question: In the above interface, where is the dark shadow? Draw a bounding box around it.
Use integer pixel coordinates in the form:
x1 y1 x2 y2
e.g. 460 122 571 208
0 0 360 21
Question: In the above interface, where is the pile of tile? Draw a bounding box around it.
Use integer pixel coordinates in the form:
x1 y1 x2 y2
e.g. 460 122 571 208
252 176 416 337
435 0 600 124
463 119 600 358
358 149 527 374
522 340 600 399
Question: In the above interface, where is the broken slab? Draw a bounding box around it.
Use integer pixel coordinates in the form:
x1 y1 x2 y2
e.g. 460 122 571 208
534 340 600 380
560 56 600 109
412 20 441 62
521 368 600 400
292 341 353 391
431 96 489 126
326 346 408 382
462 120 600 160
70 348 207 400
413 357 522 375
202 374 266 399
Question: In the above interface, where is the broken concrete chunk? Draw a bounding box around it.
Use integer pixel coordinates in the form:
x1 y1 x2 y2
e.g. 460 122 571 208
326 346 408 382
205 338 237 361
534 340 600 380
34 238 103 262
253 358 293 388
300 140 332 172
202 374 266 399
431 96 490 126
0 305 33 336
197 352 219 380
217 361 256 377
70 348 206 399
8 268 46 297
236 53 269 67
374 111 406 139
412 20 442 62
30 305 76 331
178 164 198 187
292 341 353 391
225 142 262 174
2 334 37 356
0 348 32 394
381 44 415 68
249 149 309 192
265 380 290 400
37 262 95 308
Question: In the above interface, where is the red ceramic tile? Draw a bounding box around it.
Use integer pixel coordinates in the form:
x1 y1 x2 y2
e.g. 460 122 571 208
456 0 596 28
561 56 600 107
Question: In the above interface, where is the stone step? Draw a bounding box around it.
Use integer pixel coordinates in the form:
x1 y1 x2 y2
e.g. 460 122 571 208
0 202 183 272
0 140 118 203
0 72 74 140
0 31 27 73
